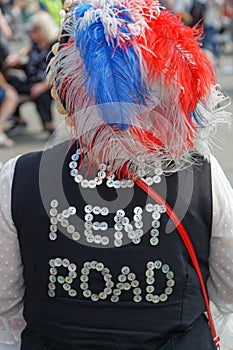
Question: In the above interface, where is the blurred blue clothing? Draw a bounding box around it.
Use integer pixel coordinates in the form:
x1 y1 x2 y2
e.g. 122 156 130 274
0 88 6 104
202 26 221 58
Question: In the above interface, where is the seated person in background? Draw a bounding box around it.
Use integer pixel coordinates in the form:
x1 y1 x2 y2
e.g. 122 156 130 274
0 72 18 147
0 7 12 72
0 10 18 146
6 11 58 136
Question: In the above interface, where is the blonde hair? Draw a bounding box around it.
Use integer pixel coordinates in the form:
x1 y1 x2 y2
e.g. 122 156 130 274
30 11 59 45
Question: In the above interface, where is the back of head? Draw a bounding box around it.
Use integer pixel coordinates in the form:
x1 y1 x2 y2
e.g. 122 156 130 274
47 0 231 176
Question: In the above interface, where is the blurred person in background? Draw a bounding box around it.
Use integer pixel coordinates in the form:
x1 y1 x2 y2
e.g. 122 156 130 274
189 0 207 27
5 11 58 137
0 0 13 15
0 73 18 147
0 7 12 38
173 0 193 14
173 0 194 25
38 0 63 26
219 0 233 73
10 0 38 42
0 7 18 147
202 0 225 66
159 0 174 9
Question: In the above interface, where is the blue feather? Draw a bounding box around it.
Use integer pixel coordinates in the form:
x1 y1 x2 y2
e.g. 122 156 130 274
190 101 208 128
74 4 147 130
74 3 93 18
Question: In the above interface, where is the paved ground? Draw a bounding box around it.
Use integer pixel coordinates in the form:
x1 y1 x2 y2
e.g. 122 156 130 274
1 55 233 186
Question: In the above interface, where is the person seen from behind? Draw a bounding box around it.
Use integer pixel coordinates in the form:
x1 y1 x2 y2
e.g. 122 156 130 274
0 0 233 349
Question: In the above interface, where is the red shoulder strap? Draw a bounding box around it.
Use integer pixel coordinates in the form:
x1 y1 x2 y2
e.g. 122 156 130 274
135 177 220 349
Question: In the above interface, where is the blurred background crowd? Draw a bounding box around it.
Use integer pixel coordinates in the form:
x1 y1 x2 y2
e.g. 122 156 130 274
161 0 233 65
0 0 233 181
0 0 64 148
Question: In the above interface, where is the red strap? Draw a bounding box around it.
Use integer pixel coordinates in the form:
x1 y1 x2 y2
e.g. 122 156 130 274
135 177 220 348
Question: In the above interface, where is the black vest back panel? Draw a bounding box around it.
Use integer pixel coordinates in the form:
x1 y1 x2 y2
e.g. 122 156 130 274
12 142 214 350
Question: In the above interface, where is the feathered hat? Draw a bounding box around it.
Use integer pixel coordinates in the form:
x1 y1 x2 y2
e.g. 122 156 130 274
47 0 231 176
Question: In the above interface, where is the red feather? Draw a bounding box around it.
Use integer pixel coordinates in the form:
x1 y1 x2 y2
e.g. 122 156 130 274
130 127 163 149
138 11 215 117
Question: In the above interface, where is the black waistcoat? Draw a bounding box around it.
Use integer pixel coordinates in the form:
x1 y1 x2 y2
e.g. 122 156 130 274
12 142 216 350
